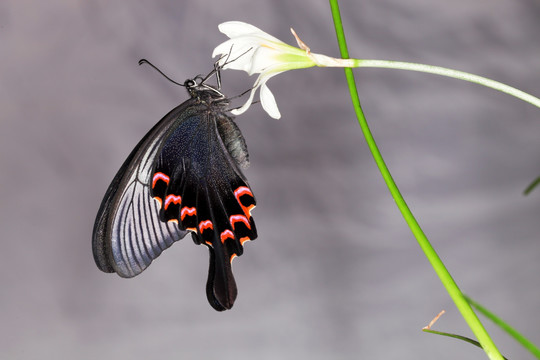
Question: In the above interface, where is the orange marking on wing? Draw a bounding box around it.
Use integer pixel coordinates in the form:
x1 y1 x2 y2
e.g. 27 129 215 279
220 229 235 243
234 186 255 218
168 219 179 224
234 186 253 200
153 197 163 208
205 241 213 247
230 253 237 262
245 204 255 215
230 214 251 230
240 203 256 218
164 194 181 210
152 172 170 188
199 220 213 232
239 237 251 245
180 207 196 220
187 227 197 232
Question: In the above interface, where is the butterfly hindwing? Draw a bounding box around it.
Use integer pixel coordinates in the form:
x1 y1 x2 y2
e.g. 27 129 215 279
150 104 257 310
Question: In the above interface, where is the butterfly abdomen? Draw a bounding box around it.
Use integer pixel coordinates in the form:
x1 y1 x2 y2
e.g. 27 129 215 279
216 114 250 169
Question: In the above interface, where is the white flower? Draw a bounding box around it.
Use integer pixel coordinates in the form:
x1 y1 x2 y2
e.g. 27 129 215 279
213 21 356 119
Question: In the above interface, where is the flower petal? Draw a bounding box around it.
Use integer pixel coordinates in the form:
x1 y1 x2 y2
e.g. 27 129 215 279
214 21 332 119
260 81 281 119
212 39 255 72
218 21 284 45
213 37 283 75
218 21 263 37
230 78 260 116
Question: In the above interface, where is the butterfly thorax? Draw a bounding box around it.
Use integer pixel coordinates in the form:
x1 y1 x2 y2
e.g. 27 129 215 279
183 78 249 170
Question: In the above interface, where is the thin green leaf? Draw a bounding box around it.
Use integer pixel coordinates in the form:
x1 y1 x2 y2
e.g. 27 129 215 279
465 296 540 359
523 176 540 195
423 329 509 360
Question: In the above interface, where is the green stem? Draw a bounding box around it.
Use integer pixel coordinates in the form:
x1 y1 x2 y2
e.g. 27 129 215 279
351 59 540 109
328 1 504 359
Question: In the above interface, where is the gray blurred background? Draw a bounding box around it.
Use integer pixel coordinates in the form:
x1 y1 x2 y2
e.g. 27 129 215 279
1 1 539 359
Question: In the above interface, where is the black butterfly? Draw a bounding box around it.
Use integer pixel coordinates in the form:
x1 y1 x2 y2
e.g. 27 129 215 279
92 61 257 311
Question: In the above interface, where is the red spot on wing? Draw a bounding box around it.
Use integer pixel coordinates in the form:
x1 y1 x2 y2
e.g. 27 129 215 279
220 229 235 243
234 186 255 218
164 194 181 210
239 237 251 245
199 220 214 233
152 172 170 188
244 204 255 214
234 186 253 199
230 214 251 230
180 207 197 220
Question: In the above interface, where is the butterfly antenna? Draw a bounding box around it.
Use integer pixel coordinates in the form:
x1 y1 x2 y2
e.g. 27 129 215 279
138 59 185 87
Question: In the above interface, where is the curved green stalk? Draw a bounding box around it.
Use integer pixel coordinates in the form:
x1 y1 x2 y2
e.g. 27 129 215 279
349 60 540 109
328 1 504 359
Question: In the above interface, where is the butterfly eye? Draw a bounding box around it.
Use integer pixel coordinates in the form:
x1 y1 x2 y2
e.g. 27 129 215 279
184 79 196 88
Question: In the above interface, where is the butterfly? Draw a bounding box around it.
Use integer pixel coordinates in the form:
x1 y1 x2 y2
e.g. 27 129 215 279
92 60 257 311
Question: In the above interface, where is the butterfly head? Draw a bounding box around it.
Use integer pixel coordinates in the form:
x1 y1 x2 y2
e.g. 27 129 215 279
185 76 228 106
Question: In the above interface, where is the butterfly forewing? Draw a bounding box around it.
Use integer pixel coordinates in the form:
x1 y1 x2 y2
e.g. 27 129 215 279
93 102 195 277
